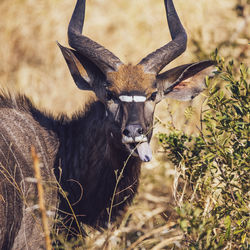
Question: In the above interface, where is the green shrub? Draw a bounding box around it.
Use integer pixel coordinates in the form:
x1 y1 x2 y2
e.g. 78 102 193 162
159 54 249 249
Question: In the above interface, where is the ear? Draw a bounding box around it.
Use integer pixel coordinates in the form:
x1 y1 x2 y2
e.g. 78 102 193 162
156 60 216 101
57 42 106 91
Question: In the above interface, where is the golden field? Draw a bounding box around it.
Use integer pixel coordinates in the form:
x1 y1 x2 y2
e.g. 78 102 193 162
1 0 248 113
0 0 249 248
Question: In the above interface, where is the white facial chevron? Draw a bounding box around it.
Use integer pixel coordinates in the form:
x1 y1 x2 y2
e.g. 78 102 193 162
119 95 146 103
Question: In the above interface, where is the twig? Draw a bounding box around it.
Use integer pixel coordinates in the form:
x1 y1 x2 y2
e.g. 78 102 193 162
151 234 183 250
31 146 52 250
55 179 84 239
108 147 135 225
127 222 179 250
108 124 155 225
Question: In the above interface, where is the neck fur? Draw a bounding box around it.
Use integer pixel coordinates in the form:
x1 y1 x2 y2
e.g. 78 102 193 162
54 101 141 230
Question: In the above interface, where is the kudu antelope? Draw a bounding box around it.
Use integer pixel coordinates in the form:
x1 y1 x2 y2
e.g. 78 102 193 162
0 0 215 248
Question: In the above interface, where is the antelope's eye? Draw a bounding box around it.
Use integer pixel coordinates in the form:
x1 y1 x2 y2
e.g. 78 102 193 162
106 91 114 101
149 92 157 101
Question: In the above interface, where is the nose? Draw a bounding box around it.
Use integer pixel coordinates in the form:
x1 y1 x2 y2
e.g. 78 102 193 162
123 124 144 138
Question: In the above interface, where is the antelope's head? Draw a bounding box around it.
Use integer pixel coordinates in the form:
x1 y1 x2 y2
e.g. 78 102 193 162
58 0 216 162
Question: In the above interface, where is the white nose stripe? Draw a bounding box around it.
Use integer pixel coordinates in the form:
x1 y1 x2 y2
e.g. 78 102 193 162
119 95 146 102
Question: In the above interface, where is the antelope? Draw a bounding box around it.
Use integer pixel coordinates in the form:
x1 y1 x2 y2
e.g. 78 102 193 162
0 0 215 248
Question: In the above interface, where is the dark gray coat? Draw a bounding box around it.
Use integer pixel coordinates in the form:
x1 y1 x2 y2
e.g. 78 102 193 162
0 94 140 249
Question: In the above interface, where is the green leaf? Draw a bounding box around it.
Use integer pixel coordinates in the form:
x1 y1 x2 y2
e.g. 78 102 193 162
224 215 231 240
180 219 189 231
241 233 246 244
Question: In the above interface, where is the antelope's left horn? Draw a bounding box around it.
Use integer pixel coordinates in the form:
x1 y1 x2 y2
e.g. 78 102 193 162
68 0 123 74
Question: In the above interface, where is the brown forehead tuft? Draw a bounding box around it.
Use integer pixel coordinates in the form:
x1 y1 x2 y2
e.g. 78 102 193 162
107 64 156 95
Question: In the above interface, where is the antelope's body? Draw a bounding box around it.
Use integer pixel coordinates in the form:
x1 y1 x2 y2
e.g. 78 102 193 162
0 95 141 249
0 0 215 249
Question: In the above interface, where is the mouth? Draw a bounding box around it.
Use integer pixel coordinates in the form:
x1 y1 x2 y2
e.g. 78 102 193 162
123 136 152 162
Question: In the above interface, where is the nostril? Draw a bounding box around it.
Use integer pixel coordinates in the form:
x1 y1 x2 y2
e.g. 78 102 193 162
137 127 144 135
123 129 130 137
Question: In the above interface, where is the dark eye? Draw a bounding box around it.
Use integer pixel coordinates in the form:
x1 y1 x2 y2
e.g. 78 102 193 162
150 92 157 101
106 91 115 101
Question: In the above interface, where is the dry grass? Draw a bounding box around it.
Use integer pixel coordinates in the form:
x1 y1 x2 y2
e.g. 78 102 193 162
31 147 52 250
0 0 249 248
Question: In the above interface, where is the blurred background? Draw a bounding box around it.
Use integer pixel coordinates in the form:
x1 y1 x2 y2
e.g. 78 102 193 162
0 0 249 247
0 0 248 113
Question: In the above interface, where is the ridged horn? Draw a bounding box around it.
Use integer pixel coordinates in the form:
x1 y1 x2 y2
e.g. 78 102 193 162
68 0 123 74
138 0 187 74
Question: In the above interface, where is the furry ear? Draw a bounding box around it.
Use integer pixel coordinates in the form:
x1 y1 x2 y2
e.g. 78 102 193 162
57 43 106 91
156 60 216 101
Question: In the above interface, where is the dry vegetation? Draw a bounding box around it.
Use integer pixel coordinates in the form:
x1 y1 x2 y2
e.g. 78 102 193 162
0 0 249 249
